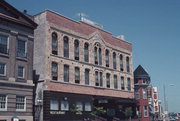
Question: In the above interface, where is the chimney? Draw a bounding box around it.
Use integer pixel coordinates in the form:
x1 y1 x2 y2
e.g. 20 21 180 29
116 35 125 40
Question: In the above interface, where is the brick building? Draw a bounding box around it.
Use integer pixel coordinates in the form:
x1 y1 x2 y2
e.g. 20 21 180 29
34 10 136 121
0 0 37 121
134 65 151 121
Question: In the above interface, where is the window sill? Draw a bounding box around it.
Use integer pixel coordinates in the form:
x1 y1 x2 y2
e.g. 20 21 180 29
0 109 7 111
16 109 26 112
0 53 9 58
16 57 28 62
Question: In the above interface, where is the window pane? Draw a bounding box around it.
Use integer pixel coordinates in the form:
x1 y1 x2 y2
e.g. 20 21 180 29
127 78 131 91
0 63 6 76
17 40 26 58
16 96 25 110
121 77 125 90
84 43 89 62
75 67 80 84
113 52 116 69
99 48 102 65
76 102 83 111
100 72 103 87
0 95 6 109
106 73 110 88
120 54 123 71
52 32 58 55
64 65 69 82
85 69 89 85
105 50 109 67
63 37 69 58
74 40 79 60
143 88 147 99
51 62 58 80
18 66 24 78
0 35 8 54
94 47 98 64
50 99 59 110
85 102 91 111
95 71 99 86
126 57 130 72
61 100 69 111
114 75 118 89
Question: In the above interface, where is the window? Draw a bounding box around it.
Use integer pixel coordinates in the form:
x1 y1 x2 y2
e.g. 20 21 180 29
63 36 69 58
17 40 26 58
143 88 147 99
94 43 102 65
85 69 90 85
16 96 26 111
120 54 123 71
105 49 109 67
84 43 89 62
113 52 116 69
64 65 69 82
85 102 91 111
144 106 148 117
50 99 59 110
99 72 103 87
95 71 99 86
121 76 125 90
18 66 25 78
76 101 83 111
51 62 58 80
74 40 79 60
127 78 131 91
126 57 130 72
135 89 140 99
51 32 58 55
0 35 8 54
75 67 80 84
61 100 69 111
0 62 6 76
0 95 7 110
114 75 118 89
106 73 110 88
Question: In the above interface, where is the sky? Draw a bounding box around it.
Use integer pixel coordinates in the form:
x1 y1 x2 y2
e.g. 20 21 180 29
7 0 180 112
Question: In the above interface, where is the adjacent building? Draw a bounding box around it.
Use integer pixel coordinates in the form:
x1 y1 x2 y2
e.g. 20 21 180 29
0 0 37 121
134 65 151 121
33 10 136 121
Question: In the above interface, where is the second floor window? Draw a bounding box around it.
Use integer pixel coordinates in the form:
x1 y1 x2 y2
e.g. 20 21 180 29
16 96 26 111
51 62 58 80
17 40 26 58
63 36 69 58
127 78 131 91
106 73 110 88
99 72 103 87
120 54 124 71
51 32 58 55
95 71 99 86
85 69 90 85
75 67 80 84
64 65 69 82
105 49 109 67
17 66 25 79
114 75 118 89
84 43 89 62
113 52 116 69
121 76 125 90
0 35 8 54
0 62 6 76
0 95 7 110
74 40 79 60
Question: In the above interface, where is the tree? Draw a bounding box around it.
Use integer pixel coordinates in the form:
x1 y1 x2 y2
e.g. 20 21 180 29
124 107 133 121
70 104 82 114
91 106 106 115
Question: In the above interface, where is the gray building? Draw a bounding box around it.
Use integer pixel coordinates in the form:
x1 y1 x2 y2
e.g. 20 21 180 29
0 1 37 121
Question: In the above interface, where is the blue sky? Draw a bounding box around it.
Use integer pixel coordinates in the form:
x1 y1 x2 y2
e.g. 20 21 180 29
7 0 180 112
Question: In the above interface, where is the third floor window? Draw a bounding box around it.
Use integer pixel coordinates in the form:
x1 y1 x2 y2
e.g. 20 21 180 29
51 32 58 55
17 40 26 58
126 57 130 73
94 43 102 65
120 54 124 71
63 36 69 58
0 35 8 54
105 49 109 67
84 43 89 62
113 52 117 69
74 40 79 60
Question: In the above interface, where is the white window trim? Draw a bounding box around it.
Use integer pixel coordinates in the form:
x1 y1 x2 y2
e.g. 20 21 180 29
0 95 7 111
0 34 9 54
16 96 26 111
17 39 27 58
0 62 6 76
17 66 25 79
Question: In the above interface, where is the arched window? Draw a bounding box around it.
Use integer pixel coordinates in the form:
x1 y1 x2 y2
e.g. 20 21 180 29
63 36 69 58
113 52 116 69
94 43 102 65
105 49 109 67
75 67 80 84
74 40 79 60
51 32 58 55
84 43 89 62
120 54 123 71
126 57 130 72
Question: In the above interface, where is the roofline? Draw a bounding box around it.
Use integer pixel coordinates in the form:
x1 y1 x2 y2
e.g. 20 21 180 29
1 0 37 28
